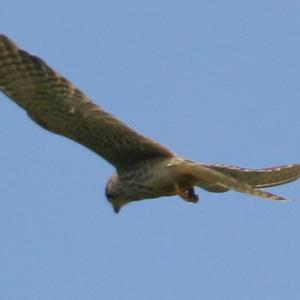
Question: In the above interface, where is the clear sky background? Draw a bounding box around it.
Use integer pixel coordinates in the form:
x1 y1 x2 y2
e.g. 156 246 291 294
0 1 299 299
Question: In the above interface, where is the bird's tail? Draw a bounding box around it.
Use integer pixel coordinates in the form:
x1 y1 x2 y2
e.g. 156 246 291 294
168 159 298 201
204 163 300 188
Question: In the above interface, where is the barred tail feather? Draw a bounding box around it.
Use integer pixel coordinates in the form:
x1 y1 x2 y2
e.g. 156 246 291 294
204 163 300 188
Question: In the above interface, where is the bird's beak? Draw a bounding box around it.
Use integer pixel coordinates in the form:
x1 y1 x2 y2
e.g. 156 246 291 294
113 204 121 214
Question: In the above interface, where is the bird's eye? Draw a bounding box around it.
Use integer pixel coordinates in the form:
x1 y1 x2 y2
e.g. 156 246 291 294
105 187 115 201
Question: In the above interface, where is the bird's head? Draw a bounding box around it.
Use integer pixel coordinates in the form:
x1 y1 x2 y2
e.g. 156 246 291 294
105 174 131 213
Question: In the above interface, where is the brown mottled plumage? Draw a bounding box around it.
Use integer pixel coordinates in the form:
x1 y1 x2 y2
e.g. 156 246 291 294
0 34 299 213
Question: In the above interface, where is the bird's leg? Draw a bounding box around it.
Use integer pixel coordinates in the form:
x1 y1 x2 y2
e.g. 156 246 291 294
174 183 199 203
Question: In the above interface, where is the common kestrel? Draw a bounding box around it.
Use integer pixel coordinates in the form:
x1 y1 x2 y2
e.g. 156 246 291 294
0 34 299 213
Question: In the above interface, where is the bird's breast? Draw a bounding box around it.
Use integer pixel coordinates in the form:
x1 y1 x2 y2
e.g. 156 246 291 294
118 158 178 199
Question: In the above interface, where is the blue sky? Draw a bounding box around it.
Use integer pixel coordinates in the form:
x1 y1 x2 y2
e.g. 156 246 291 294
0 1 300 299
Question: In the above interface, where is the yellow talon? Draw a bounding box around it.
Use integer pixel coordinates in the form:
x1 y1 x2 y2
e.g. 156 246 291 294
175 183 199 203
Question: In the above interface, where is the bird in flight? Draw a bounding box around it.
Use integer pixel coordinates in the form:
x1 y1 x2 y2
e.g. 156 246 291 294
0 34 299 213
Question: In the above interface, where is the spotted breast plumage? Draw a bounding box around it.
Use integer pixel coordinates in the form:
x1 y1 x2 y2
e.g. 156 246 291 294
0 34 299 213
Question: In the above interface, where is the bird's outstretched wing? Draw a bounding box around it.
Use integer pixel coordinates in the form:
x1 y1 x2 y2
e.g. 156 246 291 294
0 34 173 170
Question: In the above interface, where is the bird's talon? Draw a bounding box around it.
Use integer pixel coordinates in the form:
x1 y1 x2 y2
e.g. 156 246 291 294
175 184 199 203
